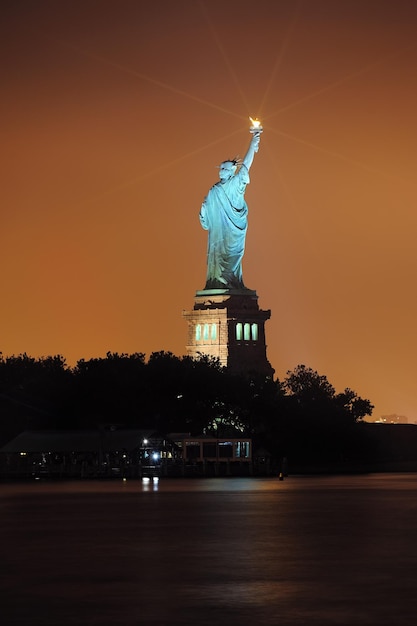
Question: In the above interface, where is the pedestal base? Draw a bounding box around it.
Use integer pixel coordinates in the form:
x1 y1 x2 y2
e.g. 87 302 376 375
183 289 274 378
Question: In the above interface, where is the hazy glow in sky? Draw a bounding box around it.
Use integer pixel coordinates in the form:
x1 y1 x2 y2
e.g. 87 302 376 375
1 0 417 421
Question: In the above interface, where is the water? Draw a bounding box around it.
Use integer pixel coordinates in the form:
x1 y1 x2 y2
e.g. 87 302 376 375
2 474 417 625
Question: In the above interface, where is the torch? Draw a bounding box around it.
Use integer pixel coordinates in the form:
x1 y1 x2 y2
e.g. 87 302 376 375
249 117 263 152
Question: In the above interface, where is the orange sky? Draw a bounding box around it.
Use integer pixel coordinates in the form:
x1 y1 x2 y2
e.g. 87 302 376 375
1 0 417 422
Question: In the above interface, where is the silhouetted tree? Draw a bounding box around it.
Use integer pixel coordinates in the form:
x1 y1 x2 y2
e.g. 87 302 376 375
0 353 72 442
0 351 374 469
280 364 374 464
334 387 374 423
71 352 147 428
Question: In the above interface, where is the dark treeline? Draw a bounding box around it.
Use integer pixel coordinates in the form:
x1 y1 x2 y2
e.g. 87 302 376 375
0 351 374 465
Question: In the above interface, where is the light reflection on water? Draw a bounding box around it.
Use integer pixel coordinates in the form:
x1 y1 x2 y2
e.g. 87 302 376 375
3 472 417 496
2 474 417 625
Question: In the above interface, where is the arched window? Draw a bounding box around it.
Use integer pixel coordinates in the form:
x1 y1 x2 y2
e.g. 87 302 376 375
203 324 209 341
195 324 201 341
236 322 242 341
211 323 217 340
244 323 250 341
251 323 258 341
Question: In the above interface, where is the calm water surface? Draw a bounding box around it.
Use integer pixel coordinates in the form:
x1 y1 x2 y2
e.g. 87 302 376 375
2 474 417 625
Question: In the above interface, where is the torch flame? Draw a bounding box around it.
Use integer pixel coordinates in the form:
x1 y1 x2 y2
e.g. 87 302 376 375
249 117 262 129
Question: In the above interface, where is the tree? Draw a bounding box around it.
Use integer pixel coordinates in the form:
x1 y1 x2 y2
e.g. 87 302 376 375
0 350 375 467
279 365 374 464
72 352 147 427
334 388 374 422
283 364 335 403
0 353 72 442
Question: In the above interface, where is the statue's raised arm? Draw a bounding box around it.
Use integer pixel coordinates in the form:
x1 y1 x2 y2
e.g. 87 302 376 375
199 124 262 291
242 131 261 170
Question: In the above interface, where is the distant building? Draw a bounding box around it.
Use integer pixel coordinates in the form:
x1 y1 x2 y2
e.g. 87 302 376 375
169 433 251 463
375 414 408 424
0 428 256 478
0 429 166 479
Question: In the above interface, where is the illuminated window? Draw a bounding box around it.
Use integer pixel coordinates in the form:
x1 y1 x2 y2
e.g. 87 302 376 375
236 322 242 340
235 441 250 458
203 324 209 340
211 323 217 340
196 324 201 341
251 323 258 341
244 323 250 341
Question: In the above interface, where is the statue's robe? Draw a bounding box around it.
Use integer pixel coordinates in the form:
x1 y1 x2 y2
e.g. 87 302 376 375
199 165 250 290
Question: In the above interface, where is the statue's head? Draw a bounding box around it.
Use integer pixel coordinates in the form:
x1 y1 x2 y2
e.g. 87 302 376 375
218 159 238 181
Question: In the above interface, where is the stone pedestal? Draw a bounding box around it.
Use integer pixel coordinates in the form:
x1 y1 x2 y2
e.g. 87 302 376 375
182 288 274 378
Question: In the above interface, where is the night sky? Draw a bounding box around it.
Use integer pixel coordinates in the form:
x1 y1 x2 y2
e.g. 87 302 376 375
2 0 417 422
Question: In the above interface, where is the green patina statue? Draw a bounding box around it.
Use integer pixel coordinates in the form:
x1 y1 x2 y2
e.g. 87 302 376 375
199 127 261 291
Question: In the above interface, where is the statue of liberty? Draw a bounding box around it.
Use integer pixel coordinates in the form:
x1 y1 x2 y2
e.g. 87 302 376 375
199 127 261 291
